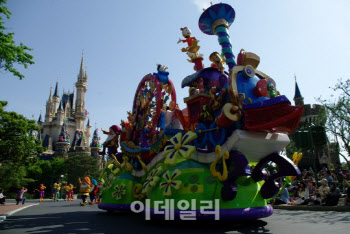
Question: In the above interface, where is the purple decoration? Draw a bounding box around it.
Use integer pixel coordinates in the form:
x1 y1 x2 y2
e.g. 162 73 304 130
221 150 251 201
140 130 149 148
182 68 228 89
242 95 290 110
98 203 131 211
147 205 273 221
251 153 301 199
198 3 235 35
221 182 237 201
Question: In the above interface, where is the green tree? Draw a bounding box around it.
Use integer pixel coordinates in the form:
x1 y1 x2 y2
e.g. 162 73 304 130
0 162 34 193
26 157 66 194
65 154 101 186
318 79 350 165
0 0 34 79
0 101 43 193
0 101 44 165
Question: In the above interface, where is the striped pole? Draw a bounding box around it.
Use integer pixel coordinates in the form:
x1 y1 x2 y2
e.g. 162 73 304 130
198 3 236 71
214 24 236 70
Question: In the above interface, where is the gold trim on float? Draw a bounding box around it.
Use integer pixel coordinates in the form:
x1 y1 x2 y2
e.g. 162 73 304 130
212 19 229 34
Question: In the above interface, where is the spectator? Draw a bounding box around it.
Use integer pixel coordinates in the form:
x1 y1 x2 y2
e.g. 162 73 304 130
305 181 318 205
325 171 334 183
317 179 330 205
324 182 341 206
272 182 290 205
0 188 5 204
16 187 27 205
291 182 309 205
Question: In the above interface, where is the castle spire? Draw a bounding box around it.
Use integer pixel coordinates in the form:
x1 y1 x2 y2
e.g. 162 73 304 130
38 113 42 123
78 50 85 82
57 100 63 111
86 118 90 127
48 85 53 102
53 81 59 97
84 67 88 82
293 75 304 106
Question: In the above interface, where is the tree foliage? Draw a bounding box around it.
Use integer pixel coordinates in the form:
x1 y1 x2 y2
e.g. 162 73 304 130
317 79 350 164
65 154 101 185
0 101 44 165
0 162 33 193
26 157 66 193
0 0 34 79
0 101 102 194
0 101 43 192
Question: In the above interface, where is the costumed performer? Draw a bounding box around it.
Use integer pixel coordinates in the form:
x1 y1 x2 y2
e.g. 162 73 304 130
78 177 93 206
33 183 46 202
89 179 100 205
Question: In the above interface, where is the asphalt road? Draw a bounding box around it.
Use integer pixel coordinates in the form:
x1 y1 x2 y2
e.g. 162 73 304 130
0 200 349 233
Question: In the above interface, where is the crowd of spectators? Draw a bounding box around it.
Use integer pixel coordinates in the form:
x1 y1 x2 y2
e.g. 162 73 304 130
272 167 350 206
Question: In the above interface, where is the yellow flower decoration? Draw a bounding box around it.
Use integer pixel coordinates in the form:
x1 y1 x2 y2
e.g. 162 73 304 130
159 169 182 196
112 183 126 200
162 132 197 165
141 166 163 194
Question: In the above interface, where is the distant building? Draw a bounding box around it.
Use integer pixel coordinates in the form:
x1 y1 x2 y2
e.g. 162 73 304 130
37 53 95 158
292 79 340 170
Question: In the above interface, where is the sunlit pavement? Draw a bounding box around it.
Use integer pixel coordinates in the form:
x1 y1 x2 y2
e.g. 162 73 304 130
0 199 349 233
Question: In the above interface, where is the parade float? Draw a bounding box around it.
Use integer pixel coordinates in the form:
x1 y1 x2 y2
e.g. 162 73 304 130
98 3 302 220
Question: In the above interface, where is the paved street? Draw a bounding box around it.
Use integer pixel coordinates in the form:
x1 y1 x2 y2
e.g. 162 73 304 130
0 200 349 233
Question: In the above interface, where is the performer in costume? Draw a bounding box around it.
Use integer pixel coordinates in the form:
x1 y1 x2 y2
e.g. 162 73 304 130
89 179 100 205
34 183 46 202
61 182 70 201
78 177 92 206
101 125 121 156
52 183 61 201
68 183 76 201
96 180 103 204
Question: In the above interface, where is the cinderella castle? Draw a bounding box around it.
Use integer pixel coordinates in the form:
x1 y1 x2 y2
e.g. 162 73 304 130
37 53 101 159
293 78 340 170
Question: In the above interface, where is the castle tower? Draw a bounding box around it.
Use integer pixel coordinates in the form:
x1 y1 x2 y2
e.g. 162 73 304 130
52 81 60 116
75 52 88 131
293 77 304 106
85 118 91 147
65 99 70 118
71 87 76 115
57 100 64 125
45 86 53 122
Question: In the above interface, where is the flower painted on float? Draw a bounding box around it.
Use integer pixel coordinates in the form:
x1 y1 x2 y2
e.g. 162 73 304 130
100 174 115 193
112 183 126 200
141 165 163 194
162 132 197 165
159 169 182 196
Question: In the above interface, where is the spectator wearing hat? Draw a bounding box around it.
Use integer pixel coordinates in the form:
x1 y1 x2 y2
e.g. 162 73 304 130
317 179 330 205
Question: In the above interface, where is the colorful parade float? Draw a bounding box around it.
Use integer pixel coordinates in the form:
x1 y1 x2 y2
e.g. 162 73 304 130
98 3 303 220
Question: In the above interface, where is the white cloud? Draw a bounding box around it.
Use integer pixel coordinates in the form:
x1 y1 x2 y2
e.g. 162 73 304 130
190 0 234 12
190 0 212 12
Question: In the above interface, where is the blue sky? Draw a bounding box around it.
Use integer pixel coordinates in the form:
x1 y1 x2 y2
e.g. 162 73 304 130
1 0 350 143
